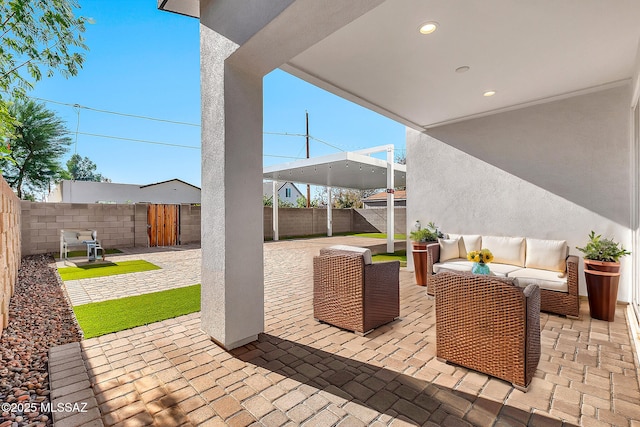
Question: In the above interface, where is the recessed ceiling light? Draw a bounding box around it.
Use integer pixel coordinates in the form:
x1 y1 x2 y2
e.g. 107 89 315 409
455 66 470 73
483 90 496 97
419 22 438 35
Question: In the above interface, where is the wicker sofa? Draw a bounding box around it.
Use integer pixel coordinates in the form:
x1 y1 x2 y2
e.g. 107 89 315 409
434 271 541 391
313 245 399 335
424 234 579 318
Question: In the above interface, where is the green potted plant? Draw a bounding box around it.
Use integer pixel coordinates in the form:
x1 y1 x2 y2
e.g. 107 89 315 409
576 231 631 321
410 222 443 286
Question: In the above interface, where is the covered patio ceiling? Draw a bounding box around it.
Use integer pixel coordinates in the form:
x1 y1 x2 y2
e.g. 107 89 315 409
159 0 640 130
263 151 406 190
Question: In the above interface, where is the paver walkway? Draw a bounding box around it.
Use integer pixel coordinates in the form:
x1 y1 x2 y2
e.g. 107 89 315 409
58 244 202 306
49 238 640 426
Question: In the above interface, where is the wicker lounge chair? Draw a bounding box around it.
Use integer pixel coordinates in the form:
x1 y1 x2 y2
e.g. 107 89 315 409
313 246 400 335
434 271 541 391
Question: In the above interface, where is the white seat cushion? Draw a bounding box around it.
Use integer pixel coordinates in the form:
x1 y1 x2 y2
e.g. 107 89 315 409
525 238 567 273
487 263 524 277
507 268 568 292
438 238 460 262
448 234 482 258
433 259 474 273
482 235 525 267
327 245 372 264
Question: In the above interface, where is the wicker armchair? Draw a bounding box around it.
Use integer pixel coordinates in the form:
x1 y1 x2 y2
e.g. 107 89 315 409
434 271 541 391
425 242 579 318
313 248 400 335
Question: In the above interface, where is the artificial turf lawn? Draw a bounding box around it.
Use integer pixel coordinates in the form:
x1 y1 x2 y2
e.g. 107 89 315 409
66 248 123 258
73 285 201 338
58 260 161 281
352 232 407 240
372 250 407 267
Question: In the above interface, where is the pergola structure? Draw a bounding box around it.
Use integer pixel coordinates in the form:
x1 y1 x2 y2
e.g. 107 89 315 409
263 145 406 253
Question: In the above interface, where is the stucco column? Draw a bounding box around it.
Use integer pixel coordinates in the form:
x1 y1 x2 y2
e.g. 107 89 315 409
195 0 387 350
200 23 264 350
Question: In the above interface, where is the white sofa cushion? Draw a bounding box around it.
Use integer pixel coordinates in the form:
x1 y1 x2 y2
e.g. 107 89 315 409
508 268 568 292
482 235 525 267
436 260 522 277
438 238 460 262
448 234 482 258
525 238 567 273
488 263 524 277
433 259 474 273
327 245 372 264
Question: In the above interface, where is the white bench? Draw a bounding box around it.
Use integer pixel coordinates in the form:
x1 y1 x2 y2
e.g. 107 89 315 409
60 229 103 260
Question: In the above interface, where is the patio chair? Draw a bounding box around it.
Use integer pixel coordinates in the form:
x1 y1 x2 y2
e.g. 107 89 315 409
434 271 541 391
313 245 400 335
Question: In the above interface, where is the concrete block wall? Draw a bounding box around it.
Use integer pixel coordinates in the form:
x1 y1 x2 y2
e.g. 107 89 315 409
353 208 406 234
180 204 201 244
21 202 139 255
263 207 353 239
1 177 21 331
19 203 404 256
134 204 149 247
263 207 406 238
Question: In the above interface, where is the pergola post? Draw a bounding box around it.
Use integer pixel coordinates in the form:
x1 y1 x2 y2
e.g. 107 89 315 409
327 187 333 237
387 146 395 253
272 181 279 241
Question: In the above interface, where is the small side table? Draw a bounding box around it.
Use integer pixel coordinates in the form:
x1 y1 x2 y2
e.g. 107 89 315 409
83 240 104 262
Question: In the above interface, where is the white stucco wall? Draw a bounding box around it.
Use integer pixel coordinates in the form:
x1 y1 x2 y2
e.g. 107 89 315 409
407 85 633 302
139 181 201 204
49 180 201 204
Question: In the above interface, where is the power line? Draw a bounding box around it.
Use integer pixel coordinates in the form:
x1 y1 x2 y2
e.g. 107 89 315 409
77 132 201 149
264 154 304 160
308 135 345 152
77 131 300 159
264 131 306 138
265 131 346 152
31 96 400 155
30 96 201 127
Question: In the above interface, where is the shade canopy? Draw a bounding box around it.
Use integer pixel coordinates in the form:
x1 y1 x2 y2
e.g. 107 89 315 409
263 151 406 190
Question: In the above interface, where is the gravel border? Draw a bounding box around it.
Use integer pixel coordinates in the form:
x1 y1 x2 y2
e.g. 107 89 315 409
0 254 82 427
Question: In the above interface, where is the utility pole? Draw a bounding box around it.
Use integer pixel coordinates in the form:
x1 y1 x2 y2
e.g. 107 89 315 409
306 110 310 208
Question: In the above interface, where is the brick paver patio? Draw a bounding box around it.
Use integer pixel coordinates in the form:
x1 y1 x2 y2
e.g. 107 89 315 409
49 237 640 426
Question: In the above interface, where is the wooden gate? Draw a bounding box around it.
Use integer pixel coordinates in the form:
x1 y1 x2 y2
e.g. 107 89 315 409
147 204 180 247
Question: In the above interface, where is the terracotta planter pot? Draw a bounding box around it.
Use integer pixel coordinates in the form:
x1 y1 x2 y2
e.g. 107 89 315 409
584 259 620 274
584 259 620 321
412 242 428 286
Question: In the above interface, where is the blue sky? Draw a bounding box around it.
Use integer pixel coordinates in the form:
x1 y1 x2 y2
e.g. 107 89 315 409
28 1 405 189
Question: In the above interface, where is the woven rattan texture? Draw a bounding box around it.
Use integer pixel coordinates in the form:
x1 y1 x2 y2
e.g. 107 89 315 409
539 255 580 317
313 249 399 334
426 244 580 318
434 271 541 390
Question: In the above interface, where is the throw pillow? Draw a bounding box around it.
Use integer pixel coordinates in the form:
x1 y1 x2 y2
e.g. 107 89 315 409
482 235 526 267
438 238 460 262
525 238 567 272
448 234 482 258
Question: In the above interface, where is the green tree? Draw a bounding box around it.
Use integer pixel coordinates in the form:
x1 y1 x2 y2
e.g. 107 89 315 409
0 100 71 198
263 195 294 208
296 195 318 208
333 189 364 209
0 0 89 159
0 0 89 100
65 153 108 181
